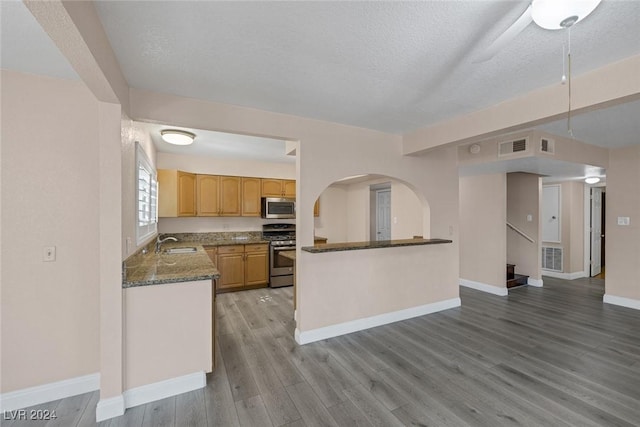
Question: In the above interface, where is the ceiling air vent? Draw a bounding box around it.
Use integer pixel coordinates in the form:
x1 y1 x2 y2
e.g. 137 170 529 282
498 138 528 157
540 137 555 154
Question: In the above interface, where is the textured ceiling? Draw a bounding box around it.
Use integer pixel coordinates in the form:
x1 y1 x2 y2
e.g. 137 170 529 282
93 0 640 135
138 122 294 163
0 0 78 80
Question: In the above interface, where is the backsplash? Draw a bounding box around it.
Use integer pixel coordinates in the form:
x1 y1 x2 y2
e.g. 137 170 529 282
165 231 263 242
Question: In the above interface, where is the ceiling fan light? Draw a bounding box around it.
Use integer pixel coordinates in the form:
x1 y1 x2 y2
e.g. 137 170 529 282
161 129 196 145
531 0 602 30
585 177 600 184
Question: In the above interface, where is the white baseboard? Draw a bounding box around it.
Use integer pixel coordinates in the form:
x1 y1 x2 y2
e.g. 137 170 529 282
459 278 508 296
0 373 99 413
295 297 461 345
123 371 206 410
542 270 587 280
603 294 640 310
527 278 544 287
96 394 125 422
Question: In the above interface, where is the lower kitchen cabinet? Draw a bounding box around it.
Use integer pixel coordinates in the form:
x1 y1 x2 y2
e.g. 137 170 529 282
216 244 269 293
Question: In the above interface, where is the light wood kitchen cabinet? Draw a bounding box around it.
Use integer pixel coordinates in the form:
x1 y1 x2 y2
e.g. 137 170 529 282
219 176 242 216
158 170 196 217
314 199 320 217
216 243 269 293
196 175 241 216
197 175 220 216
261 179 296 198
242 177 261 216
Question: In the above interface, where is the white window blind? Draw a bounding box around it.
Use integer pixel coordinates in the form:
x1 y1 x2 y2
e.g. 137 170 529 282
136 142 157 244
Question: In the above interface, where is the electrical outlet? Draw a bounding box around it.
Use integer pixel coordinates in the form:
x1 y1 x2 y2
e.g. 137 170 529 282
43 246 56 262
617 216 630 226
527 214 533 222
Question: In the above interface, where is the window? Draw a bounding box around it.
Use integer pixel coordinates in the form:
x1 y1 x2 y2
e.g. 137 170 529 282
136 142 157 244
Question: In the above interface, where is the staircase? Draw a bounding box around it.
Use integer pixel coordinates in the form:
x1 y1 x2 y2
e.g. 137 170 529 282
507 264 528 288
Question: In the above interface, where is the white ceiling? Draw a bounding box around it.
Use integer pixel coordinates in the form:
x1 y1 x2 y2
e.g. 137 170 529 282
2 1 639 172
138 122 294 163
93 0 640 136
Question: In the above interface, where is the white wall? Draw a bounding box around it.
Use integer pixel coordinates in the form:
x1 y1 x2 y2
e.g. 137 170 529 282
1 71 100 392
313 186 348 243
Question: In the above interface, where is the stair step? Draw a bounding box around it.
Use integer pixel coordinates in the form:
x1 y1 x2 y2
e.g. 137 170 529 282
507 274 529 288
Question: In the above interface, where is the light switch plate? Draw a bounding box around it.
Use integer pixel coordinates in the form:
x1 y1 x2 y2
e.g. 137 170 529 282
43 246 56 262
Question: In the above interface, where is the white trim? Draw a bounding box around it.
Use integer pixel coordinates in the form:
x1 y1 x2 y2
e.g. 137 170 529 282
542 270 587 280
527 277 544 287
123 371 206 410
459 278 508 296
294 298 461 345
603 294 640 310
96 395 125 422
294 309 297 321
0 373 99 413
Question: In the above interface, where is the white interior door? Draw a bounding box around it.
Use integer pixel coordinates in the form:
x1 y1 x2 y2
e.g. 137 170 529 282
376 189 391 241
590 187 603 277
542 185 561 242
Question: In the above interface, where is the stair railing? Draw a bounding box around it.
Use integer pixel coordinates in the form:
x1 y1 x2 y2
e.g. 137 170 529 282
506 222 535 243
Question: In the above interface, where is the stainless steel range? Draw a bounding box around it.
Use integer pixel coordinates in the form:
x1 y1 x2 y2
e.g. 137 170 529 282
262 223 295 288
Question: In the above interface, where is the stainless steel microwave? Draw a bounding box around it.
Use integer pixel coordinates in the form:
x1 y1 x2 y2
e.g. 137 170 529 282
261 197 296 219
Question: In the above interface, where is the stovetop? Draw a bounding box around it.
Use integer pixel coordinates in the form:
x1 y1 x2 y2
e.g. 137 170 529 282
262 223 295 245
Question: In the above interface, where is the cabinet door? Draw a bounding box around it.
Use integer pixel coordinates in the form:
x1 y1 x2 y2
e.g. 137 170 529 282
217 252 245 291
157 169 178 217
283 180 296 198
314 198 320 217
261 179 283 197
245 250 269 286
219 176 242 216
242 177 261 217
197 175 220 216
177 171 196 216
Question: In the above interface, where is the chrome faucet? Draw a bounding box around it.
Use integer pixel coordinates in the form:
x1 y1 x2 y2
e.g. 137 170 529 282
155 235 178 253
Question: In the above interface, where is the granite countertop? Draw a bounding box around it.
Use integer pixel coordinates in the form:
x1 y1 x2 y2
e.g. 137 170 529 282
123 242 220 288
302 238 453 253
201 238 269 247
278 250 296 261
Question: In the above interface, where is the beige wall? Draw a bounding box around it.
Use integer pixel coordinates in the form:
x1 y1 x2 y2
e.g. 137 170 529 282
155 152 296 233
507 172 541 280
606 145 640 301
130 88 460 336
314 186 348 243
459 174 507 289
124 280 212 389
1 71 100 392
314 178 426 243
543 181 585 274
121 118 155 259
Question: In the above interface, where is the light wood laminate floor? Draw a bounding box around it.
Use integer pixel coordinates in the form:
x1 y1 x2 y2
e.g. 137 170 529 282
5 276 640 426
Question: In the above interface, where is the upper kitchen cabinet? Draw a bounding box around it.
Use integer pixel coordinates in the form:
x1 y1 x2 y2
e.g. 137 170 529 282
242 177 261 216
197 174 220 216
197 175 241 216
158 170 196 217
262 179 296 198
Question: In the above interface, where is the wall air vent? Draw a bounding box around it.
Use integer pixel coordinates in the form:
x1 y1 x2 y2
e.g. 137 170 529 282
540 137 555 154
542 247 563 272
498 138 528 157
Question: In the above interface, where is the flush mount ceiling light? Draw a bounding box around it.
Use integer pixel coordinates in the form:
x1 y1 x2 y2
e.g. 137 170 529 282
161 129 195 145
585 177 601 184
531 0 602 30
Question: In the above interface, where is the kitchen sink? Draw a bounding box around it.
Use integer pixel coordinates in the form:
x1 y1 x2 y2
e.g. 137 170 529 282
164 247 198 254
